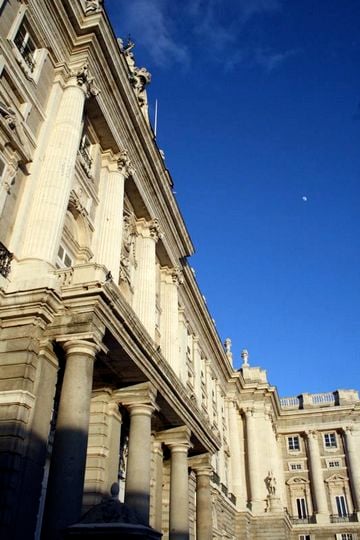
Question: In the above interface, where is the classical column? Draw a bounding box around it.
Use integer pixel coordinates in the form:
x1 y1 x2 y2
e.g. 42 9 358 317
244 408 262 512
113 382 157 526
306 430 329 523
41 339 99 539
152 439 164 532
168 433 191 540
160 267 182 372
19 65 98 272
94 150 134 282
158 426 191 540
132 218 161 338
344 426 360 514
227 400 246 509
190 454 213 540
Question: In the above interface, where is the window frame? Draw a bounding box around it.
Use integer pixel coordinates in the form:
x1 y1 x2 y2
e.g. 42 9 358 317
288 435 301 452
296 497 308 519
324 432 338 449
335 495 348 518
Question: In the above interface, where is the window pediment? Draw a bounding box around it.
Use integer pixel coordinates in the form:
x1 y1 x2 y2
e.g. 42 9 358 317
286 476 309 485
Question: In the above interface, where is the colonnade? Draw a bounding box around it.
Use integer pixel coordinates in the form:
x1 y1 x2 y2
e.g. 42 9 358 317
38 338 213 539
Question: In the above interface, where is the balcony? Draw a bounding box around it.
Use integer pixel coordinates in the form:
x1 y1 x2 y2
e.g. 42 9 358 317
330 513 358 523
290 516 316 525
0 242 13 278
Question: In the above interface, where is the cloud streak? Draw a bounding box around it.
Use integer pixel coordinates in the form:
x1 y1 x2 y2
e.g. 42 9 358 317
117 0 189 67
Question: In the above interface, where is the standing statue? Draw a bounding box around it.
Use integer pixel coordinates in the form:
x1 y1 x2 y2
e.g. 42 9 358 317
265 470 276 496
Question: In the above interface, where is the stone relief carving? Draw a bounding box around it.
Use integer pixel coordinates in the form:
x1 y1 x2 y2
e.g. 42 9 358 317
75 64 100 98
119 210 137 285
118 39 151 117
117 149 135 178
84 0 103 14
68 189 88 219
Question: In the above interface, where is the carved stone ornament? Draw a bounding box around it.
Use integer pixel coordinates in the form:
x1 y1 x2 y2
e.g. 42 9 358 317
117 150 135 178
119 39 151 110
84 0 103 14
68 189 87 218
149 218 163 241
76 64 100 98
172 266 184 285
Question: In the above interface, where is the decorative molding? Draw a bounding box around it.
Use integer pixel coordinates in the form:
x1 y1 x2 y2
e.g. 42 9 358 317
117 149 135 178
84 0 103 14
75 64 99 98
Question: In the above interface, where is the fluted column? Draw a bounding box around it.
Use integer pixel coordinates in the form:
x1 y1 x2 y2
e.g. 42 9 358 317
20 66 97 270
94 150 134 282
190 455 213 540
160 267 182 372
41 339 99 539
113 383 157 525
133 218 161 338
306 430 328 522
227 400 246 509
244 408 262 512
344 426 360 513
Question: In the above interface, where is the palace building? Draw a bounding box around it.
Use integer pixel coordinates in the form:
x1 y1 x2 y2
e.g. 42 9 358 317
0 1 359 539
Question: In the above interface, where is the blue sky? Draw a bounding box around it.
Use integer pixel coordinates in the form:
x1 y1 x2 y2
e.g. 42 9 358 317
105 0 360 397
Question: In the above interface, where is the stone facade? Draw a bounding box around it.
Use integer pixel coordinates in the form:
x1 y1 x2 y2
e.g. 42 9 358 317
0 1 359 539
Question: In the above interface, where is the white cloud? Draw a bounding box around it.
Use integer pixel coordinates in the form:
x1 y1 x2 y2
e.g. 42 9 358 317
117 0 189 67
254 48 299 72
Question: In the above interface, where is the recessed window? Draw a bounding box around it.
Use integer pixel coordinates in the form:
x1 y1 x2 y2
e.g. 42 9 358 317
79 133 93 176
56 245 73 269
296 497 308 519
324 432 337 449
337 534 354 540
288 435 300 451
335 495 348 518
13 19 36 72
299 535 311 540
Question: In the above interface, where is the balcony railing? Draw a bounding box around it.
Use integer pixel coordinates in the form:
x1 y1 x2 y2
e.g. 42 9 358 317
290 516 316 525
0 242 13 278
330 513 358 523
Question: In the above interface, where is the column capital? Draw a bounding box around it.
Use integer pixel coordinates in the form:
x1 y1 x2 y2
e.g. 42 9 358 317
62 339 100 359
117 149 135 178
113 381 158 411
136 218 163 242
305 429 318 441
189 453 213 475
157 425 192 451
74 64 100 97
161 265 184 286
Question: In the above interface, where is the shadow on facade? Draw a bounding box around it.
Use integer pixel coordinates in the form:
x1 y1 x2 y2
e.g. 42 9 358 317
0 423 161 540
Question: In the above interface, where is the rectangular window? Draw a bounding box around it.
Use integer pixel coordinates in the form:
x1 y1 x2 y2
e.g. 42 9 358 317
299 535 311 540
324 432 337 448
335 495 348 517
290 462 302 471
13 19 36 72
328 460 341 468
56 245 73 269
288 435 300 451
336 534 354 540
296 497 307 519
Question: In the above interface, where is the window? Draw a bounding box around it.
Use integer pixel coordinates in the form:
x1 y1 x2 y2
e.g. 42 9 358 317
328 460 341 469
299 535 311 540
288 435 300 451
324 432 337 449
335 495 348 517
290 462 303 471
296 497 308 519
79 134 93 176
13 19 36 72
336 534 354 540
56 245 73 269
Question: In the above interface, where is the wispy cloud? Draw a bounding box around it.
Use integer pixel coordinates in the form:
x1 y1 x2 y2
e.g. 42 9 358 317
254 47 300 72
117 0 189 67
